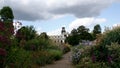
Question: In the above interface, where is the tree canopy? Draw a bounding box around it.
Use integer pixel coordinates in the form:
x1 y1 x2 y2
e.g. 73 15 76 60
66 25 93 46
93 24 101 39
16 26 36 42
0 6 14 22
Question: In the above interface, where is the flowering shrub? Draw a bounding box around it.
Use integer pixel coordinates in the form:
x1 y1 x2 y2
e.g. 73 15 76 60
91 45 109 62
99 26 120 46
0 21 14 48
71 48 81 64
0 21 14 67
107 43 120 67
72 43 120 68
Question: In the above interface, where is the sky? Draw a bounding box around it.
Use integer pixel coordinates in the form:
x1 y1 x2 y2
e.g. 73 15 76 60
0 0 120 35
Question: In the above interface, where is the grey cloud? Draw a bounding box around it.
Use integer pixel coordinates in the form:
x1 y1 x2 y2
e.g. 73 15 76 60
0 0 119 21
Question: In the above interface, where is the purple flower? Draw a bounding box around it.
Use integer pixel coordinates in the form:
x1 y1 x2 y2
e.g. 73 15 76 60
108 56 112 63
92 54 96 63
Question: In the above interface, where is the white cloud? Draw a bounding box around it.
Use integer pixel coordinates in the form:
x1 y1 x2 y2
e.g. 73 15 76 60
35 27 42 34
0 0 119 21
69 17 106 29
47 28 61 36
113 23 120 27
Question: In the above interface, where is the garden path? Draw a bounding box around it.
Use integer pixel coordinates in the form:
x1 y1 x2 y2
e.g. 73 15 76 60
41 52 74 68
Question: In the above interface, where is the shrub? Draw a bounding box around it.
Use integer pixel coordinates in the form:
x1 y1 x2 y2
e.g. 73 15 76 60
100 26 120 46
24 38 50 51
91 45 109 62
24 39 39 51
32 51 54 66
16 26 36 42
32 49 62 66
71 48 81 64
72 26 120 68
0 21 14 68
76 60 109 68
0 48 7 68
106 43 120 67
48 49 63 60
62 44 71 54
6 47 32 68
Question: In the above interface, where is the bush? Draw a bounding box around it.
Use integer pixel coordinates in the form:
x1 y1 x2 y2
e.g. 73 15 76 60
100 26 120 46
62 44 71 54
6 46 32 68
76 60 109 68
71 48 81 64
106 43 120 67
24 39 39 51
48 49 63 60
71 45 92 65
71 26 120 68
32 50 54 66
24 38 50 51
0 48 7 68
32 49 62 66
74 43 120 68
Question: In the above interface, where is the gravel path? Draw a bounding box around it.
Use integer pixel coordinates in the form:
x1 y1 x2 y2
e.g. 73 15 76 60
41 52 74 68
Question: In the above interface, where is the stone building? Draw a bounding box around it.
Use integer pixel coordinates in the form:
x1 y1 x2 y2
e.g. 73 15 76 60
49 27 69 45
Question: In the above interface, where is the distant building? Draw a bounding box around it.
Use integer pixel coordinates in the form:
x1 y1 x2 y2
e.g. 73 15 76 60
49 27 69 45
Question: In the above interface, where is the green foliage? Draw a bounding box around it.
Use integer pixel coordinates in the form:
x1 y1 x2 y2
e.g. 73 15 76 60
66 35 79 46
24 39 40 51
48 49 63 60
25 38 50 51
100 26 120 46
91 45 109 62
76 59 109 68
16 26 36 42
66 25 93 46
7 47 32 68
71 29 78 35
77 25 89 34
72 42 120 68
32 49 62 66
38 32 49 39
32 51 53 66
0 6 64 67
62 44 71 54
0 6 14 22
107 43 120 67
93 24 101 39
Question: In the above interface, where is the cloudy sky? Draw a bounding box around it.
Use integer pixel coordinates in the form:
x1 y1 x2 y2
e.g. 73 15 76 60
0 0 120 35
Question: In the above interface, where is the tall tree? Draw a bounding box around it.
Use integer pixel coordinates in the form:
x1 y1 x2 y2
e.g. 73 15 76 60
77 25 89 33
93 24 101 39
77 25 90 40
66 25 93 46
0 6 14 22
16 26 36 42
71 29 78 35
66 35 79 46
39 32 49 39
